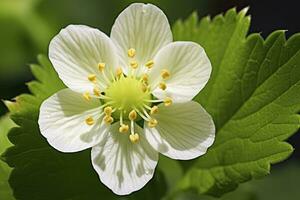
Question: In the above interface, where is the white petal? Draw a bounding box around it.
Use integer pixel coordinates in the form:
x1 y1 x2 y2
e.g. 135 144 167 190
38 88 108 153
144 101 215 160
91 122 158 195
149 42 212 102
49 25 119 93
111 3 172 76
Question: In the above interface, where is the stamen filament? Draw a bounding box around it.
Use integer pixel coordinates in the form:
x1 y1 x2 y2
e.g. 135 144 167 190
130 120 135 135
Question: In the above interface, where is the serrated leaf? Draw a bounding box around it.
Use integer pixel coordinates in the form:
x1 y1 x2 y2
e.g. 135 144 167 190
172 8 300 196
0 115 16 200
1 55 167 200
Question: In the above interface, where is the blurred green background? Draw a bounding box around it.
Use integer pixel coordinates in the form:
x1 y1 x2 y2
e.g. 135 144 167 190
0 0 299 199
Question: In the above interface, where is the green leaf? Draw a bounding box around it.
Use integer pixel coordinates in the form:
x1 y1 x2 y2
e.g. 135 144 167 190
1 55 167 200
0 115 16 200
172 8 300 197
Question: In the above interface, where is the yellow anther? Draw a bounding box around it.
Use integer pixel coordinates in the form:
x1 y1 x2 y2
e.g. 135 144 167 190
93 87 101 96
130 61 138 69
128 110 137 121
88 74 97 83
83 92 91 101
161 69 170 79
148 118 158 128
128 48 136 58
103 115 114 124
141 74 148 82
164 97 173 106
129 133 140 143
85 116 94 125
159 82 167 90
104 106 113 115
141 84 148 93
145 60 154 69
116 67 123 77
119 124 129 133
150 106 158 115
98 62 106 71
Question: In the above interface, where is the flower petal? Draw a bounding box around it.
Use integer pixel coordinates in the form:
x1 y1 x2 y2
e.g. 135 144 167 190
38 88 108 153
111 3 172 75
149 42 212 102
91 122 158 195
49 25 119 93
144 101 215 160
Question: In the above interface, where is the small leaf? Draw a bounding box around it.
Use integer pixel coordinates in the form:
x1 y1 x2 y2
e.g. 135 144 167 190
0 115 16 200
172 8 300 196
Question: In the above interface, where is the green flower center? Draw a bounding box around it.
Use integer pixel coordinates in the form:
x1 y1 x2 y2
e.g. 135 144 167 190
105 76 151 117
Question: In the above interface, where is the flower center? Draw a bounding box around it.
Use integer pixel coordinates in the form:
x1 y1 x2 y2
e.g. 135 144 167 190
105 76 151 117
83 48 173 144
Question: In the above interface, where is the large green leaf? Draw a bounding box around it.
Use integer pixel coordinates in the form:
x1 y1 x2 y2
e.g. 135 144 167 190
172 8 300 196
1 55 167 200
0 115 15 200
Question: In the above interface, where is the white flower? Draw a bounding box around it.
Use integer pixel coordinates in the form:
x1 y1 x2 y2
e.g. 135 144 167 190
38 3 215 195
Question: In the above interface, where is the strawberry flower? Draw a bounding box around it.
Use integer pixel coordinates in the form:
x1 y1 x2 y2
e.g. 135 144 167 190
38 3 215 195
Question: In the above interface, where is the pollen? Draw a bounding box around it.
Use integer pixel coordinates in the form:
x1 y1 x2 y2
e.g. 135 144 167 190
145 60 154 69
104 106 113 115
148 118 158 128
159 82 167 90
88 74 97 83
141 74 148 82
104 115 114 124
150 106 158 115
129 110 137 121
129 133 140 143
130 61 138 69
116 67 123 77
119 124 129 133
128 48 136 58
85 116 94 125
98 62 106 71
161 69 170 79
83 92 91 101
164 97 173 106
93 87 101 96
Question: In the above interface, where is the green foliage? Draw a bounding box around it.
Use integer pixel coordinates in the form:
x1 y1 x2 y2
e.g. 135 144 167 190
1 8 300 200
172 8 300 196
0 115 15 200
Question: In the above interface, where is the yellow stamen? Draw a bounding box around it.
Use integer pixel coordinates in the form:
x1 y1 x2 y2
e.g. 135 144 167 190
141 74 148 82
129 110 137 121
130 61 138 69
98 62 106 72
116 67 123 77
148 118 158 128
88 74 97 83
104 115 114 124
150 106 158 115
159 82 167 90
104 106 113 115
141 84 148 93
128 48 136 58
119 124 129 133
145 60 154 69
83 92 91 101
93 87 101 96
161 69 170 79
85 116 94 125
129 133 140 143
164 97 172 106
